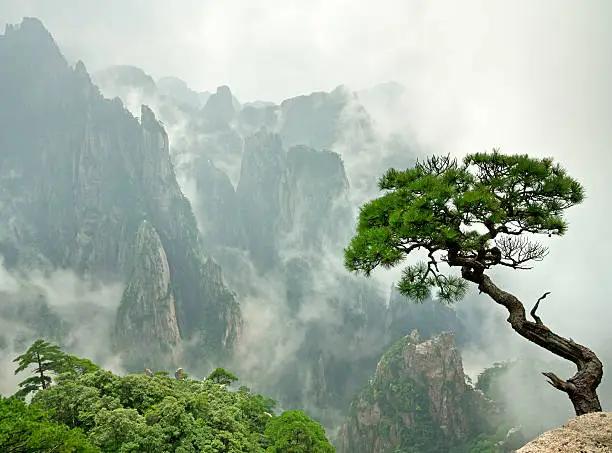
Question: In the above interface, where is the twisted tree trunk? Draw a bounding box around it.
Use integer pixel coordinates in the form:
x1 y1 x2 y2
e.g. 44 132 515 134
459 265 602 415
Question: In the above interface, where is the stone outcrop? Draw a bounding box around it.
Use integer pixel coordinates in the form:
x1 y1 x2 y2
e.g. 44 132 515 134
231 134 353 272
235 129 286 270
114 220 180 369
279 145 350 251
340 331 490 453
191 157 245 249
517 412 612 453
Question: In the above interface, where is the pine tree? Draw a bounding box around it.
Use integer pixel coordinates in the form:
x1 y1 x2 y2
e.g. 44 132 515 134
345 150 602 415
13 339 67 399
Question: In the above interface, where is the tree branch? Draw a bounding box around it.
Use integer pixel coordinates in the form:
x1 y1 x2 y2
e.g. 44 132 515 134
530 291 551 325
427 250 440 273
477 275 601 414
495 235 548 269
398 242 428 254
415 154 457 175
542 372 576 393
447 249 602 415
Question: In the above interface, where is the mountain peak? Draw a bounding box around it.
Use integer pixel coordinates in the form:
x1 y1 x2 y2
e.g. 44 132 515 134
74 60 87 73
93 65 156 92
157 76 210 109
3 17 59 53
2 17 66 70
216 85 232 97
202 85 239 124
5 17 48 36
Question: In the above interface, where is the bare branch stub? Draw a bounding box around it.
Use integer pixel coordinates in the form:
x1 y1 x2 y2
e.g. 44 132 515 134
542 371 576 393
530 291 551 325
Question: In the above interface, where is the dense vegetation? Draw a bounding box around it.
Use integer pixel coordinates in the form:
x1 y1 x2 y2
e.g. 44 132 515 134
1 339 335 452
344 151 602 415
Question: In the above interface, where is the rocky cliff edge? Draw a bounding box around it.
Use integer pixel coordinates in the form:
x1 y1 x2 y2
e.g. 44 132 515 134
518 412 612 453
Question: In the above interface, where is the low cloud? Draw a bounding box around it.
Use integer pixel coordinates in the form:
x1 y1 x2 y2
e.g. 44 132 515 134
0 263 125 396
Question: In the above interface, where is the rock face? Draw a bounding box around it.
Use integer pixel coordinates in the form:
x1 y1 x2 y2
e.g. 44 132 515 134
278 85 376 151
340 331 490 453
517 412 612 453
279 145 350 251
232 133 352 271
114 220 180 369
0 18 241 370
235 130 286 270
202 85 239 126
192 157 245 249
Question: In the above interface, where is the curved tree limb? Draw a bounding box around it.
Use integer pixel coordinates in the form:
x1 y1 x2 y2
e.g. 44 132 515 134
448 249 602 415
480 275 601 415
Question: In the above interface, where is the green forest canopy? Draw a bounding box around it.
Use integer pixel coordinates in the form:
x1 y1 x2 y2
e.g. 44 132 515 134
1 339 335 453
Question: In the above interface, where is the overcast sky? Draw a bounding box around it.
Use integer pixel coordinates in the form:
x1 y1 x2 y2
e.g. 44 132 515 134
2 1 611 352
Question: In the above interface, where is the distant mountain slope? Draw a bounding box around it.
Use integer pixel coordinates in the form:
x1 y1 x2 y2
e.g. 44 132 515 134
0 17 241 371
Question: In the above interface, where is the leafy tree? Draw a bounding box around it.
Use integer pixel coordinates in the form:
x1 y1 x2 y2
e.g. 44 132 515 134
60 355 101 376
87 407 164 452
344 151 602 415
238 386 277 434
263 410 335 453
0 396 98 452
13 339 67 399
12 339 100 400
207 367 239 386
8 339 334 452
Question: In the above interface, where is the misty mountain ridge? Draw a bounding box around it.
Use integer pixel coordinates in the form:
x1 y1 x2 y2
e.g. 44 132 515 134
92 63 412 187
93 66 405 121
1 16 242 366
0 13 434 399
1 16 607 452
